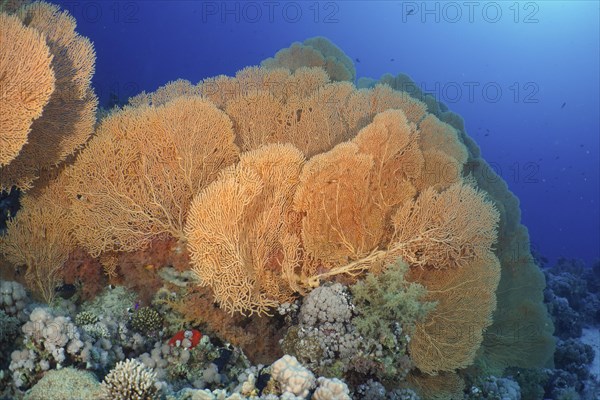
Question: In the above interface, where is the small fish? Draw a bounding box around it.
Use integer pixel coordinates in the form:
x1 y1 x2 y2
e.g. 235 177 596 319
213 347 233 371
256 369 271 392
406 8 415 15
561 102 566 109
355 58 361 63
390 58 395 62
127 301 141 314
144 264 156 271
484 133 489 137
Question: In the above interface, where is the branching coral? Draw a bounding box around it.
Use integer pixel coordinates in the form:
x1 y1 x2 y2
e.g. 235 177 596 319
100 359 159 400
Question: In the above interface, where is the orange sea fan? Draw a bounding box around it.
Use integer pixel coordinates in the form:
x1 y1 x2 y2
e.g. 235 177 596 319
67 96 239 256
1 1 97 191
0 12 55 167
185 144 305 315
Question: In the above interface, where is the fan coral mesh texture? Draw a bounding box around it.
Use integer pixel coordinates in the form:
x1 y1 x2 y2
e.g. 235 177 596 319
185 144 304 315
0 12 54 166
261 36 356 82
0 25 555 380
0 170 74 303
1 1 97 191
66 96 238 256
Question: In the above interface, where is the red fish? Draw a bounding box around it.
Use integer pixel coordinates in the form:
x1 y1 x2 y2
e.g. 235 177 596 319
168 329 202 348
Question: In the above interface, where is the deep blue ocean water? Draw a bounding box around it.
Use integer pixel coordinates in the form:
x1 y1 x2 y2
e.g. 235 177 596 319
53 0 599 266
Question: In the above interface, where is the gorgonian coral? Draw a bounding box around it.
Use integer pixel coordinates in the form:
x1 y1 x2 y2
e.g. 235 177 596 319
0 27 554 383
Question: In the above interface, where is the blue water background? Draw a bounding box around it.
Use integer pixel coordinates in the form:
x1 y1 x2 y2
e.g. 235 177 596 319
52 0 600 266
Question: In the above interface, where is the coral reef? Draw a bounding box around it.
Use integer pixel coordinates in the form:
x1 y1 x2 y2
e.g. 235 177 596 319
100 358 159 400
282 283 360 377
261 37 356 82
554 339 595 390
0 1 97 191
545 258 600 337
23 367 102 400
0 5 563 398
0 280 29 320
0 12 54 166
466 376 521 400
